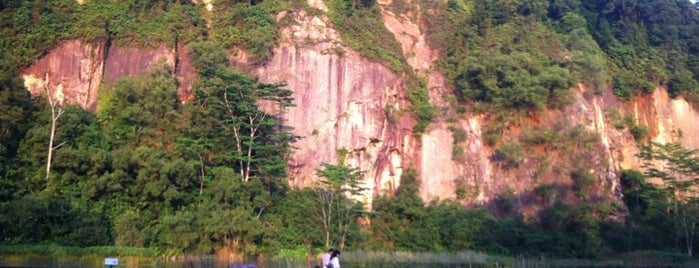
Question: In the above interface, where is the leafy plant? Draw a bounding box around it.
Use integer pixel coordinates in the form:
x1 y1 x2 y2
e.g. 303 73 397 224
325 0 407 72
211 3 280 63
630 124 649 141
492 142 524 170
570 168 596 199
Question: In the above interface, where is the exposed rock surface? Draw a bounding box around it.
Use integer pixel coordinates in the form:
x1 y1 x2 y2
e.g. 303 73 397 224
244 9 414 205
22 42 194 110
21 40 104 109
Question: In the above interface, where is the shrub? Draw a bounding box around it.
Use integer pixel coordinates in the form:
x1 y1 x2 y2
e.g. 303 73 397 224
455 188 467 199
520 127 559 147
406 82 435 134
629 124 649 141
448 125 467 144
211 4 280 63
570 168 595 199
669 70 699 98
494 188 516 213
492 142 524 170
326 0 407 72
452 145 465 162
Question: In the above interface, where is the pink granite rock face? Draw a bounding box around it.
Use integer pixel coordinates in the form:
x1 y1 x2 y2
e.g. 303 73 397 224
22 41 194 111
102 45 175 84
243 11 416 202
21 40 105 110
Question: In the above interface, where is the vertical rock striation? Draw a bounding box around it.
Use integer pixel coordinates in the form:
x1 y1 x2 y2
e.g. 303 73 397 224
241 9 414 204
21 40 104 109
22 41 193 111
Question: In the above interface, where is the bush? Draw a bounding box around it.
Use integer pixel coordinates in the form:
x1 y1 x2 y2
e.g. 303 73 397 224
492 142 524 170
211 3 280 63
494 188 516 213
448 125 467 144
406 82 435 134
453 50 573 112
520 127 559 147
0 0 76 66
452 145 465 162
629 124 649 141
669 70 699 98
326 0 407 72
534 183 558 204
570 168 595 199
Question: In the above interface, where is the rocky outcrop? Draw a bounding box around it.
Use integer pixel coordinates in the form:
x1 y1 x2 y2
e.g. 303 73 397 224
22 41 194 110
243 9 414 204
641 88 699 148
21 40 104 109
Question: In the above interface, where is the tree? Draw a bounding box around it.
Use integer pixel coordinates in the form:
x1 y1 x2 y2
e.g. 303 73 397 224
0 48 38 200
313 152 367 249
203 72 292 183
265 188 324 254
191 42 295 184
638 142 699 256
617 169 675 252
97 64 182 149
196 167 270 255
176 135 212 196
42 76 65 182
369 167 438 251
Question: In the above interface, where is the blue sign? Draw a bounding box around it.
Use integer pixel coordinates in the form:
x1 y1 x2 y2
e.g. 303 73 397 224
105 258 119 266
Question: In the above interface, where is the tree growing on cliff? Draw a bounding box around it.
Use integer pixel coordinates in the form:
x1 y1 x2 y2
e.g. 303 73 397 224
638 142 699 256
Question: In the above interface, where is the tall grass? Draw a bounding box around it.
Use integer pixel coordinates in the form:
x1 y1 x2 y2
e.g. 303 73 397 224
0 245 165 268
341 250 510 267
0 244 159 257
3 247 698 268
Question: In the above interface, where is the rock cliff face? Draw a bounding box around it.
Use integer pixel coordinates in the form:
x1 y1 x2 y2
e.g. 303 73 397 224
20 0 699 208
21 41 194 110
243 7 414 204
21 41 104 109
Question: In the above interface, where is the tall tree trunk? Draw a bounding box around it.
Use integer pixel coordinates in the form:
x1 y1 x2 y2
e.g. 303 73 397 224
44 77 64 181
198 153 205 195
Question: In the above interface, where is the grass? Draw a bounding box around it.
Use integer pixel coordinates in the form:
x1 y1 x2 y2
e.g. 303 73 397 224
341 250 508 267
3 246 698 268
325 0 408 73
0 244 162 268
0 244 159 257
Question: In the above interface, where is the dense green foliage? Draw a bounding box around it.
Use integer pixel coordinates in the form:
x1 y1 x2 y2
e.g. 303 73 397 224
422 0 576 117
0 0 301 67
368 168 617 258
2 0 699 262
0 39 301 255
325 0 405 72
423 0 699 108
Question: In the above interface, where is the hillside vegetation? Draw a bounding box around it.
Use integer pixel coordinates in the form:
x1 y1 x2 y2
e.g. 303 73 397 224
1 0 698 261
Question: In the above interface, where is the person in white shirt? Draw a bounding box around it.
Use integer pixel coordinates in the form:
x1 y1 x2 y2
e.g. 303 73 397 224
330 249 340 268
321 248 333 268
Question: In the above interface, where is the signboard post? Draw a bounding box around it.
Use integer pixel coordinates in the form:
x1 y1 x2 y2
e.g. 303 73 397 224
105 258 118 268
